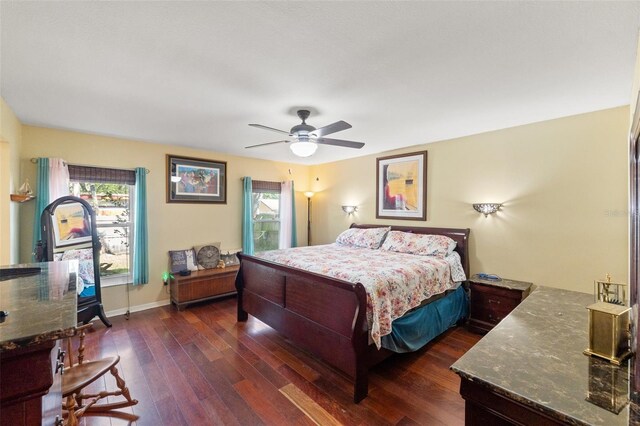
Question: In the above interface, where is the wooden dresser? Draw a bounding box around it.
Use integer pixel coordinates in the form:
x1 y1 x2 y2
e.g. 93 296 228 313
0 262 78 426
452 286 639 425
468 276 532 334
170 265 239 310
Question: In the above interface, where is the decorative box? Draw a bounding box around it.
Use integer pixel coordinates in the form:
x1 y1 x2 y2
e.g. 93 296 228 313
584 301 631 365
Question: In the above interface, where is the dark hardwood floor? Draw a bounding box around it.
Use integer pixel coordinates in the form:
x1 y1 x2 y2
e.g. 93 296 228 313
77 296 481 425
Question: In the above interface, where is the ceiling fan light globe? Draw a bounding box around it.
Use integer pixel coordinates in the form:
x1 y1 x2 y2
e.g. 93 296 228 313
290 141 318 157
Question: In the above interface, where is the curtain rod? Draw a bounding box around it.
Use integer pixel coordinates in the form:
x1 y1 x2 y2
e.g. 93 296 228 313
30 158 150 174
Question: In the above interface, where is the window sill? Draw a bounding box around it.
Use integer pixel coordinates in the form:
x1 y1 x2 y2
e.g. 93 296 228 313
101 274 131 288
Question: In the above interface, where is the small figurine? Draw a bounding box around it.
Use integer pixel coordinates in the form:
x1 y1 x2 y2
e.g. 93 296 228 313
217 260 225 269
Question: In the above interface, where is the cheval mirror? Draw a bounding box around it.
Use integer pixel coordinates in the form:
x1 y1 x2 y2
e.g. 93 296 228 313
39 195 111 327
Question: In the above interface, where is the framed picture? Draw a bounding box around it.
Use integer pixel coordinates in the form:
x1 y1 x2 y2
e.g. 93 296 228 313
52 202 93 247
166 155 227 204
376 151 427 220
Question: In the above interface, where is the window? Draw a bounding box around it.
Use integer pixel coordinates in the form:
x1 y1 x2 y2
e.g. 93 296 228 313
68 165 136 286
252 180 281 252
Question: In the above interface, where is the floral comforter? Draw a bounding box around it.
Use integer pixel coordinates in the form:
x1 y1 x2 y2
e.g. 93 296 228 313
256 244 466 348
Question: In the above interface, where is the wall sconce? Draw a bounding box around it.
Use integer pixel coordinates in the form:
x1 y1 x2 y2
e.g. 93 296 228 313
342 205 358 215
473 203 502 217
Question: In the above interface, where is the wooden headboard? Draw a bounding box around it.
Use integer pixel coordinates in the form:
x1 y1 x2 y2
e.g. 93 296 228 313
350 223 471 278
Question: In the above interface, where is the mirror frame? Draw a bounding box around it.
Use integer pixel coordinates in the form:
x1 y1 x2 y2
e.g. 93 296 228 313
40 195 111 327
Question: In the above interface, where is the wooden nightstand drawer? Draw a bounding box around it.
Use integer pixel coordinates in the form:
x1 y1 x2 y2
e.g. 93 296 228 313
468 277 532 334
470 292 516 320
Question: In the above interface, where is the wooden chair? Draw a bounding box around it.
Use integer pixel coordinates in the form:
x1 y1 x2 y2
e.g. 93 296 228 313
62 323 138 425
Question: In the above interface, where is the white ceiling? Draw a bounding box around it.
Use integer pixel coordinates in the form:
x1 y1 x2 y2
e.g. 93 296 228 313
2 1 640 165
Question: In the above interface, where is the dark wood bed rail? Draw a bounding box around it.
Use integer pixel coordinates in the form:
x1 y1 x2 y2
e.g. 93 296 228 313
236 224 470 403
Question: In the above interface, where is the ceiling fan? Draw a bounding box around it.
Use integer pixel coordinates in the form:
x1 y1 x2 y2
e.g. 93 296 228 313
247 110 365 157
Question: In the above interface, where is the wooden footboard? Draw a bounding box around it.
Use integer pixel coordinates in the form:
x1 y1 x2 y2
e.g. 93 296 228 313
235 253 372 402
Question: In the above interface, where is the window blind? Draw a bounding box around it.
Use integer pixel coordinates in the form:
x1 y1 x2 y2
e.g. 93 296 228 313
252 180 281 193
68 165 135 185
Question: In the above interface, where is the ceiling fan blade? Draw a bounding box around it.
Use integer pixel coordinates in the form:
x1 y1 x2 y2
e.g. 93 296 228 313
245 140 289 149
310 120 352 138
316 137 364 149
249 124 291 135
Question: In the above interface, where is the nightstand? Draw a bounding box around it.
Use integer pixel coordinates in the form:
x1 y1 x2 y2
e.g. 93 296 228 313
468 276 532 334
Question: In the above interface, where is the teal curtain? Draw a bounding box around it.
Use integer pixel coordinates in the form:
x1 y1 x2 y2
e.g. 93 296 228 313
32 158 50 259
290 181 297 247
242 177 254 255
133 167 149 285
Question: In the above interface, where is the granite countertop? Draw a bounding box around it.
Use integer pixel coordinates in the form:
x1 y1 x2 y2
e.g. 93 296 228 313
451 285 639 426
0 261 78 352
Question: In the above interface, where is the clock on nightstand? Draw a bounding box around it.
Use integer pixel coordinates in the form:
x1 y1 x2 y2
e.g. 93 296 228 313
467 275 533 334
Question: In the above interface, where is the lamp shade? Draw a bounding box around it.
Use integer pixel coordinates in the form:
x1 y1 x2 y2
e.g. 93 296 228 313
290 141 318 157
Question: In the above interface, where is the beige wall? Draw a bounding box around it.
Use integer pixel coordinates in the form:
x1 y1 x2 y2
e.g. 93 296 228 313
9 104 632 306
19 125 310 312
310 107 629 293
631 32 640 119
0 98 23 264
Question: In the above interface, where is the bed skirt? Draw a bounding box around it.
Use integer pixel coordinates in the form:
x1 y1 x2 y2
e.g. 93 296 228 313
380 285 469 353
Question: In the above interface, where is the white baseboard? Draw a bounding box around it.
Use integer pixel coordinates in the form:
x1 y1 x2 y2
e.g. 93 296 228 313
106 299 171 318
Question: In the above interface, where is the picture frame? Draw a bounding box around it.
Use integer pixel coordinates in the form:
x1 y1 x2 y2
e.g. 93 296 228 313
166 154 227 204
376 151 427 220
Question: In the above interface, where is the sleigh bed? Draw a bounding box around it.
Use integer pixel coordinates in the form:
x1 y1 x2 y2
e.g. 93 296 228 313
235 223 470 403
